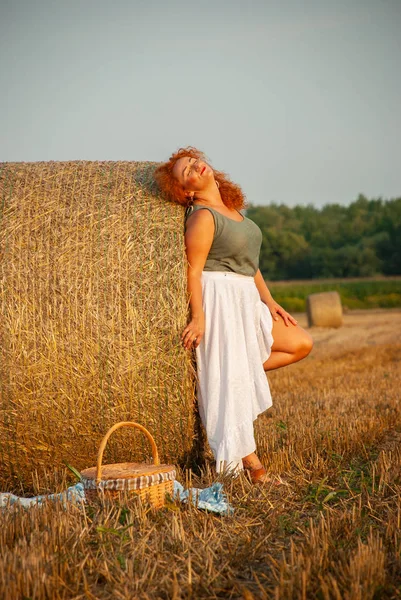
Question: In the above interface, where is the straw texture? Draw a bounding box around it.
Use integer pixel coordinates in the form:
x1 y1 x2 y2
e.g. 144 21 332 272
0 161 196 488
306 291 343 328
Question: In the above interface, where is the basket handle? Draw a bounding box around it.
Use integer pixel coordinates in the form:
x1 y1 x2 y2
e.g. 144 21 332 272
96 421 160 485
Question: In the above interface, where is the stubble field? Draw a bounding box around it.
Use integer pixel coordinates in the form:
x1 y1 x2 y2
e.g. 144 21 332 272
1 310 400 599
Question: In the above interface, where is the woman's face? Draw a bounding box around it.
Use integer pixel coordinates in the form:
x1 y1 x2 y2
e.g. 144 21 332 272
172 156 214 195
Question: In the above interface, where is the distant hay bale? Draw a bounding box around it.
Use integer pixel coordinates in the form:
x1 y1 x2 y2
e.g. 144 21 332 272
0 161 196 489
306 291 343 328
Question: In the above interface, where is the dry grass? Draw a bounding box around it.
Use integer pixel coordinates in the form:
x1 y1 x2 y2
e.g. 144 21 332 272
0 161 196 490
1 161 400 596
1 317 400 599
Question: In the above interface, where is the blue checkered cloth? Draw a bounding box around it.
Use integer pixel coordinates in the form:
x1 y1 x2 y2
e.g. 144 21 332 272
0 480 233 515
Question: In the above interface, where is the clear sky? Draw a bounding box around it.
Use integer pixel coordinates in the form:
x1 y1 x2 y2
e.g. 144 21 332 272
1 0 400 207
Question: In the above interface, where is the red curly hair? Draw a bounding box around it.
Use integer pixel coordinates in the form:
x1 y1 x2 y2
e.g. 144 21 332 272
154 147 247 210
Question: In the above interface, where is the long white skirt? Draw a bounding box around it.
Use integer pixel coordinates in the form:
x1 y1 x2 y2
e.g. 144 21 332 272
195 271 274 474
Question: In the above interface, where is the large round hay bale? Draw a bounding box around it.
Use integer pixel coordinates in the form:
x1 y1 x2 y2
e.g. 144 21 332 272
0 161 196 489
306 291 343 328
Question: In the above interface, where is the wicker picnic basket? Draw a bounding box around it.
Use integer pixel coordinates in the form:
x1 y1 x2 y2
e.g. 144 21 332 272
81 422 176 508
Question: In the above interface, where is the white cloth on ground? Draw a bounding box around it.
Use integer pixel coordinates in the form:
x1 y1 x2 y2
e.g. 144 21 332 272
195 271 274 474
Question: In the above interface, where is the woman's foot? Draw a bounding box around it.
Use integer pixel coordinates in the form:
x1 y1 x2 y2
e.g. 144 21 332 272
242 453 286 485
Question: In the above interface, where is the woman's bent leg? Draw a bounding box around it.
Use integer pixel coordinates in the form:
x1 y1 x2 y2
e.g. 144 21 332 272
263 316 313 371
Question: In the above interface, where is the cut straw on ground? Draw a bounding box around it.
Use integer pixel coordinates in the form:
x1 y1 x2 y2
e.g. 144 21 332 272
0 337 400 599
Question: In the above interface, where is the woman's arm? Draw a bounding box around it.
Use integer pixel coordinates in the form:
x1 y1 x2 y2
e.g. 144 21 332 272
254 269 298 327
182 210 215 349
254 269 274 304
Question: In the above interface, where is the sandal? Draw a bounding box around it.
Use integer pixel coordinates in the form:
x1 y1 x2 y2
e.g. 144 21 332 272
244 464 286 486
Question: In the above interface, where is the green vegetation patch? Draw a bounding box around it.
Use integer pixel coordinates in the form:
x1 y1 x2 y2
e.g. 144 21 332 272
247 195 401 280
269 278 401 312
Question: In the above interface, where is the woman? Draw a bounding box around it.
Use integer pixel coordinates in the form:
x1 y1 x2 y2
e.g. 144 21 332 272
155 147 313 484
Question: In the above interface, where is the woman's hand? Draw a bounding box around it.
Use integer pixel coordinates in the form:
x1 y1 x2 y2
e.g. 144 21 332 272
182 314 205 350
265 299 298 327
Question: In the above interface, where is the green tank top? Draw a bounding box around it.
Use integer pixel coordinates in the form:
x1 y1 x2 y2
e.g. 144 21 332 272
184 205 262 277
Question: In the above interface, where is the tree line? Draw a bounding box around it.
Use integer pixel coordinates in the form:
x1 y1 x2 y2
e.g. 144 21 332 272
246 195 401 280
